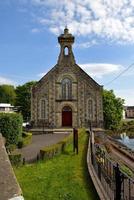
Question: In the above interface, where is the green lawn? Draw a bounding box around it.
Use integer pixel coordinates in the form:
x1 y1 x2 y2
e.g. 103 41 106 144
14 130 99 200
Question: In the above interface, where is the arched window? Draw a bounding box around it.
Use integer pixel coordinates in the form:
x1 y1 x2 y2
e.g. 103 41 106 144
64 47 69 55
62 78 72 99
40 99 47 119
88 99 93 120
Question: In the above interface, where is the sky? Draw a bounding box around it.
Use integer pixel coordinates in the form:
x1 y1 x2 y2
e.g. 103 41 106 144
0 0 134 105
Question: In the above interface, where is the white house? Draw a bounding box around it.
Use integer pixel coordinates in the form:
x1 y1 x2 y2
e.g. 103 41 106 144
0 103 14 113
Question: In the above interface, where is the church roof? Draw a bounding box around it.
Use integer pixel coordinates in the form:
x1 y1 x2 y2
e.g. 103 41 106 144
33 28 103 90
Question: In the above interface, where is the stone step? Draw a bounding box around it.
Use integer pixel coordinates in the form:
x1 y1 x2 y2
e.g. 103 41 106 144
30 128 73 135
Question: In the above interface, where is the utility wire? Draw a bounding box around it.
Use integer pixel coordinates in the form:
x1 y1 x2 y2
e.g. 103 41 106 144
105 62 134 86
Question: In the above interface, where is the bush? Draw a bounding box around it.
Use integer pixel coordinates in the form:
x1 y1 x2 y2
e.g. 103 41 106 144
0 113 23 146
6 144 16 152
17 140 23 149
40 134 72 160
22 132 32 146
17 132 32 148
9 153 22 166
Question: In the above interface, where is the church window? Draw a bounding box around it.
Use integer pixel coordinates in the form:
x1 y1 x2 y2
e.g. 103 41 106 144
40 99 47 119
88 99 93 120
64 47 69 55
62 78 72 99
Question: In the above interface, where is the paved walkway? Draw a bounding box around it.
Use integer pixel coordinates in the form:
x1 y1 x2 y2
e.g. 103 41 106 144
18 133 70 163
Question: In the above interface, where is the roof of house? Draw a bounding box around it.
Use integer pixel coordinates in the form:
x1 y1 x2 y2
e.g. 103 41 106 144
0 103 14 108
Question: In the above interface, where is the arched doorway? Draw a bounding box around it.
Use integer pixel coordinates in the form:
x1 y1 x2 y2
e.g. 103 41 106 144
62 106 72 127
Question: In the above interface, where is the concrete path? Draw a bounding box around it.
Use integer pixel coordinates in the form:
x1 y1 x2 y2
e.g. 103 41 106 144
18 133 70 163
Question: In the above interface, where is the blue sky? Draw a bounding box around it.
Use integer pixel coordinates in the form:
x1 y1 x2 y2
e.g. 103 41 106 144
0 0 134 105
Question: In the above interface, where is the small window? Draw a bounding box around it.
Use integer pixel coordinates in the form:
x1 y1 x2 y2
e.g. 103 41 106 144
88 99 93 120
64 47 69 55
40 99 47 119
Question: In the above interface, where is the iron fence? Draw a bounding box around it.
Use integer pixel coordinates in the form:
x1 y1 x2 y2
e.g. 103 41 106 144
90 135 134 200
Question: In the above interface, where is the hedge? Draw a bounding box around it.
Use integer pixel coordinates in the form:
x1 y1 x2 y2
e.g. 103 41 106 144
18 132 32 148
0 113 23 146
40 134 72 160
22 132 32 146
8 153 22 166
40 128 85 160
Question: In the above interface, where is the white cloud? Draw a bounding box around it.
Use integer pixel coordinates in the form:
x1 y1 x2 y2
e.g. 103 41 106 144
0 76 16 85
79 63 124 78
75 40 98 48
114 89 134 106
31 28 41 33
27 0 134 44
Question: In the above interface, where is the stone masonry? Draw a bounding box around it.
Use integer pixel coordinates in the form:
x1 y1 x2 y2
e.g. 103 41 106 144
31 27 103 129
0 134 24 200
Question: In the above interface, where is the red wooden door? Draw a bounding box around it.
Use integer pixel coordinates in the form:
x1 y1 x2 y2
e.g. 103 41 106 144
62 106 72 127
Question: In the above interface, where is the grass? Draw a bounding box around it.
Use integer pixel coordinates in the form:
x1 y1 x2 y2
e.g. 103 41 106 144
14 129 99 200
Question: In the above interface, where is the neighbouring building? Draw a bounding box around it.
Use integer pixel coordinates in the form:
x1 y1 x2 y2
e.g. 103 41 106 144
31 27 103 129
0 103 14 113
125 106 134 118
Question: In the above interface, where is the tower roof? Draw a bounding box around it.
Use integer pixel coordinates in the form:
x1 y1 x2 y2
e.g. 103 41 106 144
57 27 75 65
58 27 74 44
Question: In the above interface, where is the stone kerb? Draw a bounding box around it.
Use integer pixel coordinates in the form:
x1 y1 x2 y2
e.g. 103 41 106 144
0 133 24 200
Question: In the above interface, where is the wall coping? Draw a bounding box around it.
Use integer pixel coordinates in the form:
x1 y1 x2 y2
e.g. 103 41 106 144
0 133 24 200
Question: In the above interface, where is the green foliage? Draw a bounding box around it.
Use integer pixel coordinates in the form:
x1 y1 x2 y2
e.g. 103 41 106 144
22 132 32 146
15 81 36 121
0 84 16 105
18 132 32 148
17 140 23 149
120 120 134 137
6 144 16 152
40 134 72 160
103 89 124 130
0 113 23 146
9 153 22 166
14 129 98 200
120 165 133 177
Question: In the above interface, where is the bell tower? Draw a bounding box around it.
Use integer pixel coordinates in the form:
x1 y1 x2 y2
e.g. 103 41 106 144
57 27 76 65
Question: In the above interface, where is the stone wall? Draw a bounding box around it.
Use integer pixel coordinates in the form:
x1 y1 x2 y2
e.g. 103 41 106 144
31 28 103 129
0 134 24 200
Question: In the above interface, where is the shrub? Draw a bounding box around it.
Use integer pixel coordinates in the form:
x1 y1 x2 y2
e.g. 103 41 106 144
0 113 23 146
40 143 62 160
17 140 23 149
9 153 22 166
22 132 32 146
6 144 16 152
17 132 32 148
40 134 72 160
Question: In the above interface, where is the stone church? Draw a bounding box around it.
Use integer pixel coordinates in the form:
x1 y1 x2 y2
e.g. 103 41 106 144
31 27 103 129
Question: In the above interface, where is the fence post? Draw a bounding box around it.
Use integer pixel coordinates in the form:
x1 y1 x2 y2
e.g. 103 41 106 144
114 163 122 200
73 128 78 154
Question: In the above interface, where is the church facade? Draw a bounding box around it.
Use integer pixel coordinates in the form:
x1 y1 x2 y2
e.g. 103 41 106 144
31 28 103 129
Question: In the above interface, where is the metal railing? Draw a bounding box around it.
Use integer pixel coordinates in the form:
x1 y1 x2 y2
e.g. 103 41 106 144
89 133 134 200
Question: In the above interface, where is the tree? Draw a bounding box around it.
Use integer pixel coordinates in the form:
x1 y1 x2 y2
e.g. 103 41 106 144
15 81 36 121
0 85 16 105
103 89 124 130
